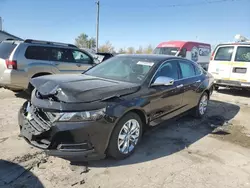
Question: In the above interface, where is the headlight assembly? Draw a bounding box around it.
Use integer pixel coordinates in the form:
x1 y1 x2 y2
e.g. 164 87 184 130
58 108 106 122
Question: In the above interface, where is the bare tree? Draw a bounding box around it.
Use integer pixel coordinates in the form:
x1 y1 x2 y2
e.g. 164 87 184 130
143 44 154 54
118 48 126 54
98 41 115 53
127 47 135 54
75 33 96 49
88 37 96 49
136 46 143 54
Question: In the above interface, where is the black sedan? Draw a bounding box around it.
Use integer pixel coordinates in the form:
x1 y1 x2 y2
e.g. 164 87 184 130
18 54 214 161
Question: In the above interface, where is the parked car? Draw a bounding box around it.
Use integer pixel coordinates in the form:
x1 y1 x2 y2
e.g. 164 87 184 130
18 54 214 161
0 39 100 92
208 42 250 90
96 52 115 61
153 41 211 71
80 48 107 62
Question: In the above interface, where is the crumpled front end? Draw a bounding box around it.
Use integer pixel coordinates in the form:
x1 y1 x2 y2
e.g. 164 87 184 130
18 100 114 161
18 74 139 161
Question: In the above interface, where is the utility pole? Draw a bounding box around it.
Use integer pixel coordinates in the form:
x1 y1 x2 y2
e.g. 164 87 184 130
96 1 100 53
0 17 3 31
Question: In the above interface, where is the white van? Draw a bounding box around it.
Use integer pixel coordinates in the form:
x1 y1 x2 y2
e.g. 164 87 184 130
208 42 250 90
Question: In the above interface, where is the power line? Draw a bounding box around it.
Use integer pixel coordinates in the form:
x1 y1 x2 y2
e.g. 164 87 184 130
101 0 247 8
152 0 247 8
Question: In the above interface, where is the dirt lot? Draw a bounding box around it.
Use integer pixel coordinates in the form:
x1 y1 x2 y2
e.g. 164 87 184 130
1 88 250 188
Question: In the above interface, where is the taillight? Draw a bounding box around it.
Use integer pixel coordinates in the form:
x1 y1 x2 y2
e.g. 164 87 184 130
210 51 214 60
5 60 17 69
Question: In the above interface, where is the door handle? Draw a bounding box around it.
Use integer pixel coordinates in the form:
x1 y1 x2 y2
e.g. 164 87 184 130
76 63 82 67
195 80 201 83
176 84 183 88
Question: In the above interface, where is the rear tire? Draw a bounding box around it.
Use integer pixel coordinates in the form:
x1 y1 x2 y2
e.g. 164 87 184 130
194 92 209 118
107 112 143 160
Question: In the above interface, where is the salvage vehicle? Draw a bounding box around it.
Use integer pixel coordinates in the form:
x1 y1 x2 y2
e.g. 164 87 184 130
153 41 211 71
0 39 100 92
18 54 214 161
208 35 250 90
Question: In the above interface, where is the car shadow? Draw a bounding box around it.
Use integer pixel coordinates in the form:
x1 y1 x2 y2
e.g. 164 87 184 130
0 160 44 188
14 91 30 100
77 100 240 168
217 88 250 97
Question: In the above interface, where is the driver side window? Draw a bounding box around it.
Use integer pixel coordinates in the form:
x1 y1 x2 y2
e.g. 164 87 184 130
154 60 179 82
72 50 92 64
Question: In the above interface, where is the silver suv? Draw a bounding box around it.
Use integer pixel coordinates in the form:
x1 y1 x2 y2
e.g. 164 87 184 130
0 39 99 92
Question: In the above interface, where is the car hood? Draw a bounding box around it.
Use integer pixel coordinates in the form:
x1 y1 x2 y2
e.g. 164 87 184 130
30 74 140 103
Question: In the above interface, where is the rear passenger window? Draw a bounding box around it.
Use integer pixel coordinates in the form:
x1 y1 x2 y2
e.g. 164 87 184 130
179 60 196 78
25 46 50 60
235 47 250 62
194 64 202 75
50 48 74 62
214 46 234 61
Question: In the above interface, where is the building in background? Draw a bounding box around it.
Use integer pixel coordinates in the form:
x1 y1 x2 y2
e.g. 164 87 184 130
0 17 23 42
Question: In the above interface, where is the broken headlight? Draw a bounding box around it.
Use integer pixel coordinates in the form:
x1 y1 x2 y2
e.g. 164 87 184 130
58 108 106 122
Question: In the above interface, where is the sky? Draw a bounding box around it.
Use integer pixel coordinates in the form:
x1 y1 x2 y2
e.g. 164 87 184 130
0 0 249 50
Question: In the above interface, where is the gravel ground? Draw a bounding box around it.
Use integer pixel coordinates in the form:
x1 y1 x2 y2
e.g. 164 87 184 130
1 88 250 188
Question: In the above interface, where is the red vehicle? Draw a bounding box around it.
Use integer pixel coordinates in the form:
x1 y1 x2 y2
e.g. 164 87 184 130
153 41 211 70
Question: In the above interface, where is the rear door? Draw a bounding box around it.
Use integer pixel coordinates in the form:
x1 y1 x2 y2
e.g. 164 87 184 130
50 47 80 74
209 45 235 80
230 46 250 83
178 59 203 109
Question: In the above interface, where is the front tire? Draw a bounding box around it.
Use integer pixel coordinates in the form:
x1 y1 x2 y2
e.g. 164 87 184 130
107 112 143 160
214 85 219 91
194 92 209 118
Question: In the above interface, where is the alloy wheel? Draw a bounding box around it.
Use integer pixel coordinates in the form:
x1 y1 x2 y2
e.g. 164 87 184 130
117 119 140 154
199 94 208 115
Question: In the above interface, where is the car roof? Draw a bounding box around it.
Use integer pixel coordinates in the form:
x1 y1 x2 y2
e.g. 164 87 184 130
157 41 211 48
116 54 181 62
216 42 250 47
1 39 23 45
1 39 79 49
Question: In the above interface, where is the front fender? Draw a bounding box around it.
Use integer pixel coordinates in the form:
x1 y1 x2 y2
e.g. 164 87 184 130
107 97 149 125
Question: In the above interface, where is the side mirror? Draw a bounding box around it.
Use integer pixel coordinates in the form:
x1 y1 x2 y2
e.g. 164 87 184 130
151 76 174 86
178 48 187 58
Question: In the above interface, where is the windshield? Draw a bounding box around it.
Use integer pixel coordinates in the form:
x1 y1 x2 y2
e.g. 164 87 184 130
85 56 156 84
153 47 180 56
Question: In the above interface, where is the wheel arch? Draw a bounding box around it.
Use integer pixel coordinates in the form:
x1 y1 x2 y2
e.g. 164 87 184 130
27 72 52 93
204 89 210 99
104 107 148 154
128 108 148 128
31 72 52 78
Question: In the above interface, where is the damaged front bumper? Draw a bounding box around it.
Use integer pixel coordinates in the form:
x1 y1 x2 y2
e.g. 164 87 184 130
18 101 114 161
